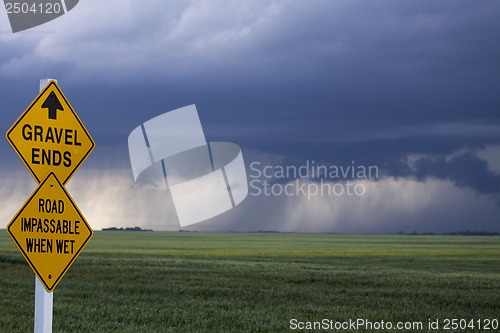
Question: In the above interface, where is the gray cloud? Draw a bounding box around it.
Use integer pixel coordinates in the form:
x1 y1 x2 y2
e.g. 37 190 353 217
184 177 500 234
412 151 500 197
1 0 499 232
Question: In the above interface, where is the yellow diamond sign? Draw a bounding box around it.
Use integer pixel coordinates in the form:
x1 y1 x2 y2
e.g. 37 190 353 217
7 173 93 292
6 80 95 185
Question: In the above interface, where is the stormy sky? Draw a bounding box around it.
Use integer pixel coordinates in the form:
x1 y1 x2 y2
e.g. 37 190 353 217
1 0 499 233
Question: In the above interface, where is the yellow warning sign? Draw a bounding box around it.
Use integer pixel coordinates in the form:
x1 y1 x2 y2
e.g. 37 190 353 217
7 173 93 292
6 80 95 185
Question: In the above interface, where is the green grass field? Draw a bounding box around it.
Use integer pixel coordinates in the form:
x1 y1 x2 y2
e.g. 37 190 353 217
0 231 499 332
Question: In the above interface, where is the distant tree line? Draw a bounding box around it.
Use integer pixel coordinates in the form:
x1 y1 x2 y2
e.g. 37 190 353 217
399 230 499 236
443 230 499 236
101 228 499 235
102 226 153 232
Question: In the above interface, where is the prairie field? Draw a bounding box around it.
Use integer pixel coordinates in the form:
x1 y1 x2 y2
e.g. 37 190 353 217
0 231 499 332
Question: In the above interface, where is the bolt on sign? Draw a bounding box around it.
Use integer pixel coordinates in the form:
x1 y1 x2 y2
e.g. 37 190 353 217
6 80 95 185
7 173 93 292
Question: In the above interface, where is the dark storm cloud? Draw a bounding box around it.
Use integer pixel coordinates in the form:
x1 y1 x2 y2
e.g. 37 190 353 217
3 0 500 167
1 1 500 231
413 152 500 196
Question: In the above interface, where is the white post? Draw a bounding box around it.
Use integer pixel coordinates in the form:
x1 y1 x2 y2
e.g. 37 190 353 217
34 277 53 333
34 78 55 333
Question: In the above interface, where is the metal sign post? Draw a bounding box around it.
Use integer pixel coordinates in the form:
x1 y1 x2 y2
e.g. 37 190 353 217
35 79 54 333
35 275 53 333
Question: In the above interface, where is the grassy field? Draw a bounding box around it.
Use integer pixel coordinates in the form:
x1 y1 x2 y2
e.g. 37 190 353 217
0 231 499 332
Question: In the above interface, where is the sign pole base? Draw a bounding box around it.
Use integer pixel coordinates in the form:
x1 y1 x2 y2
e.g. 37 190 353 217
34 277 53 333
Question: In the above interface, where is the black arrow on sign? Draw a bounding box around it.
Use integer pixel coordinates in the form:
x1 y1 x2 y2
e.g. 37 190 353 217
42 92 64 120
